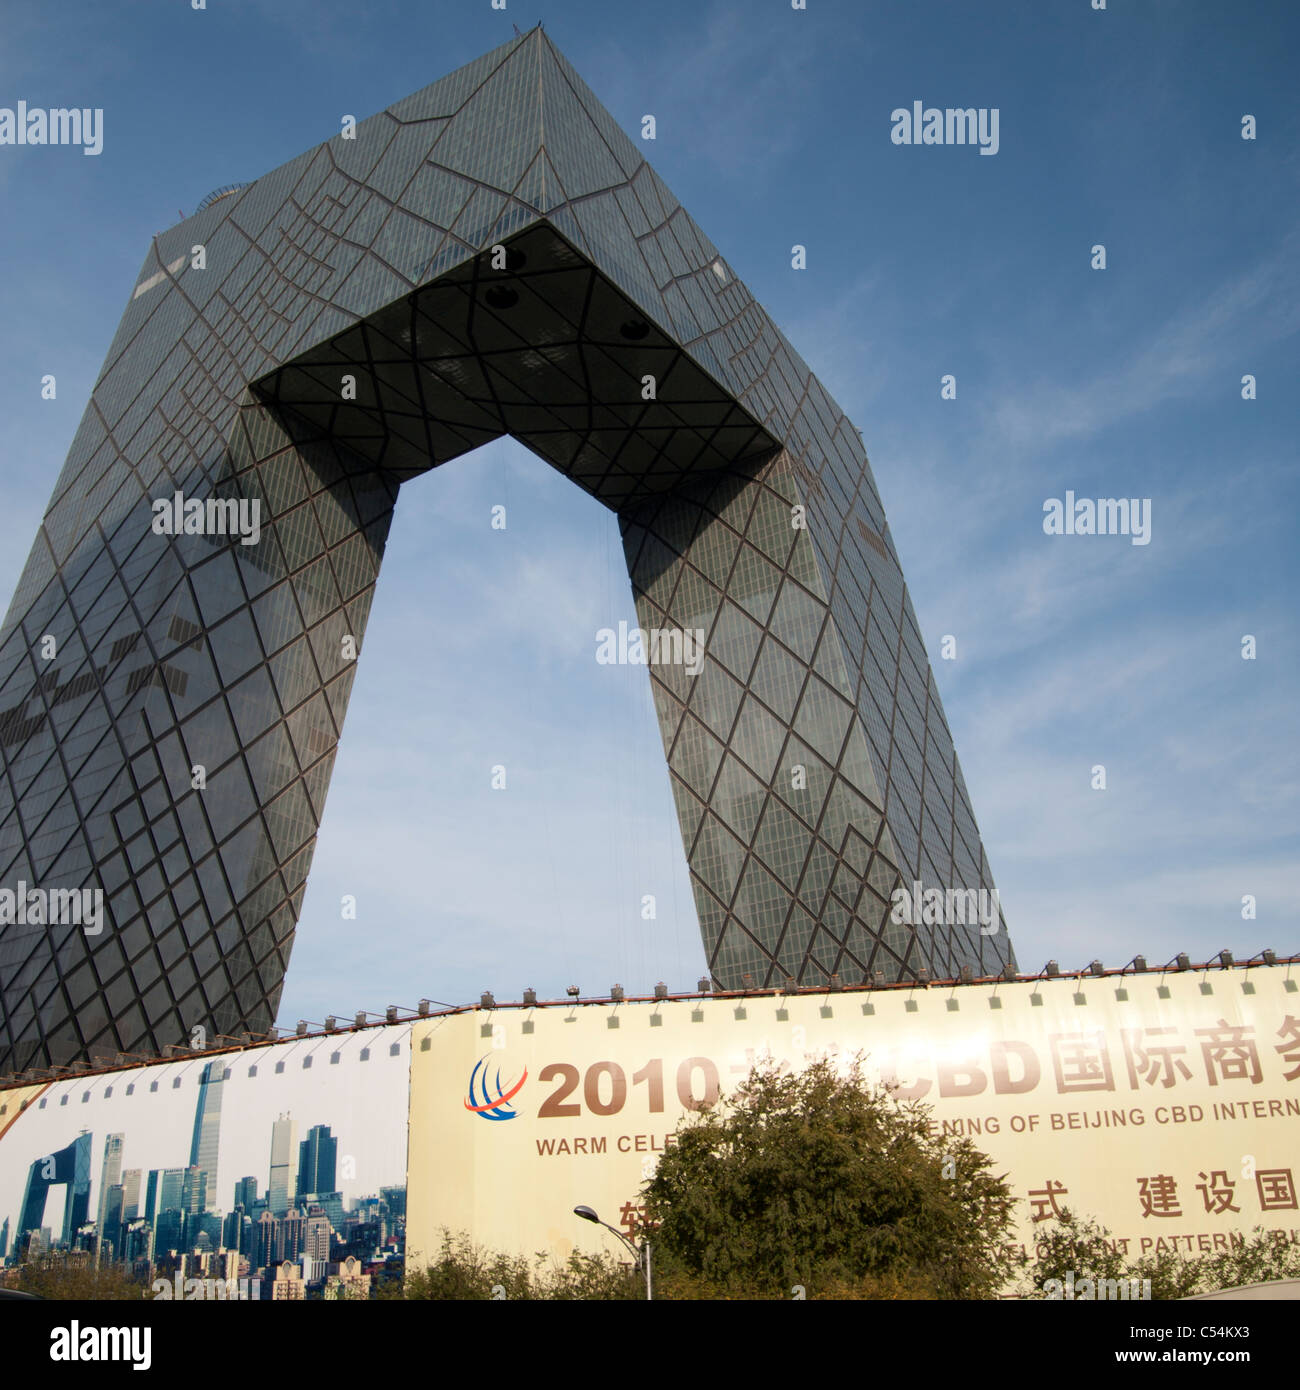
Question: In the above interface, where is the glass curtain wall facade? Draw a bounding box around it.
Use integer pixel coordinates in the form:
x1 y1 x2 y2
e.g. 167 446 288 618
0 29 1013 1074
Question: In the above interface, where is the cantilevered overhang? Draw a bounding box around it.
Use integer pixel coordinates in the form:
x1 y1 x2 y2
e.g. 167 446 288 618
253 221 780 504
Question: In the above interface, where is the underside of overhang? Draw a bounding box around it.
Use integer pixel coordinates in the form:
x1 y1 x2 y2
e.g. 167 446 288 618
253 221 780 507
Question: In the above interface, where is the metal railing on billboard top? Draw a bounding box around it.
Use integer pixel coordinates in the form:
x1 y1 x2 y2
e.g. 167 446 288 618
0 950 1293 1092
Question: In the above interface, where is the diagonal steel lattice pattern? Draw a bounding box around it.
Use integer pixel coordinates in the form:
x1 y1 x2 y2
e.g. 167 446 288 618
0 28 1013 1074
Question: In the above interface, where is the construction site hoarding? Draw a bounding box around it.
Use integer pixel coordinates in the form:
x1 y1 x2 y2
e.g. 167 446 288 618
405 969 1300 1269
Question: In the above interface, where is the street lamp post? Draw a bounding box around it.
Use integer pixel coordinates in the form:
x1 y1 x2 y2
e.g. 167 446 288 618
573 1204 652 1300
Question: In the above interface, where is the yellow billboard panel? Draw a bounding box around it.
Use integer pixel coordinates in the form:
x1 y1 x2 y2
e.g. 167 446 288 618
406 968 1300 1273
0 1085 48 1145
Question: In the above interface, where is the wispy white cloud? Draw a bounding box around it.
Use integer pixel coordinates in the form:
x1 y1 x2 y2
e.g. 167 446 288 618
982 234 1300 453
587 1 827 185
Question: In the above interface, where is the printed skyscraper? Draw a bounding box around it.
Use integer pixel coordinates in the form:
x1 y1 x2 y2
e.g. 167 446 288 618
0 28 1013 1074
267 1114 297 1218
297 1123 338 1197
188 1059 225 1179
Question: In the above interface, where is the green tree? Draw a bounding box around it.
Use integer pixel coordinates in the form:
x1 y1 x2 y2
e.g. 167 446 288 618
1021 1208 1132 1297
1023 1212 1300 1300
640 1055 1020 1299
7 1254 148 1301
401 1230 536 1300
1193 1226 1300 1293
398 1229 641 1300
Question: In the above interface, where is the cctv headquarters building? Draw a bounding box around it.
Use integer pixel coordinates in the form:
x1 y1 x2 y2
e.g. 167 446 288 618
0 29 1014 1076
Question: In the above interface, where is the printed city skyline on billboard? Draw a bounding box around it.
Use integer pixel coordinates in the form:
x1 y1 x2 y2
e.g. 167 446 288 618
0 1024 409 1296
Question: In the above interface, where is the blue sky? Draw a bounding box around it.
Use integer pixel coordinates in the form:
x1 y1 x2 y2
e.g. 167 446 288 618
0 0 1295 1028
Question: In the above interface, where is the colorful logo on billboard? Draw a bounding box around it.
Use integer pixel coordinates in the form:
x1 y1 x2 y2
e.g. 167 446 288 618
465 1054 528 1122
